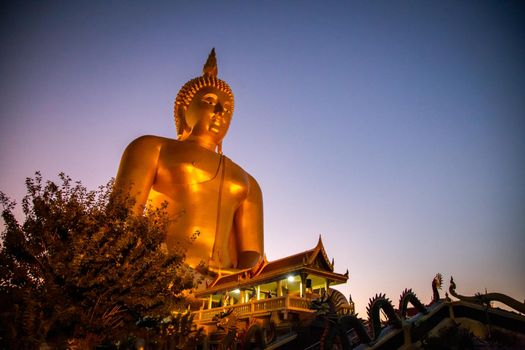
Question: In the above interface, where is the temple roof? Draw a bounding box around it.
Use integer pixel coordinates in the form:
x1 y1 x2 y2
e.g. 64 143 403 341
194 235 349 297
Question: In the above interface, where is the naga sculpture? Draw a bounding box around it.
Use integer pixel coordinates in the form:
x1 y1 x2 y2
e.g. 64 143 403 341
430 272 443 305
309 290 354 349
207 308 238 349
398 288 428 319
449 276 525 314
366 293 403 340
242 320 267 350
308 275 443 348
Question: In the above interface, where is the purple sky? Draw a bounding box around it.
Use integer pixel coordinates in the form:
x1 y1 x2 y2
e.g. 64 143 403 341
1 1 524 315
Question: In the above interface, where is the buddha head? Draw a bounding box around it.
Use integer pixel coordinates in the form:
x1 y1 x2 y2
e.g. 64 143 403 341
174 49 234 151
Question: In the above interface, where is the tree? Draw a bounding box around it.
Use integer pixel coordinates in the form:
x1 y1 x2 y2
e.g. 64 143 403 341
0 173 197 349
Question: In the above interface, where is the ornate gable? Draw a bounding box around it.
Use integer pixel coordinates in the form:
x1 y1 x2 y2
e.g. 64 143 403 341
306 235 334 272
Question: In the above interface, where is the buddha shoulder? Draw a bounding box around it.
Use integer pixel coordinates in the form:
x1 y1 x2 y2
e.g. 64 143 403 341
122 135 170 158
224 157 262 199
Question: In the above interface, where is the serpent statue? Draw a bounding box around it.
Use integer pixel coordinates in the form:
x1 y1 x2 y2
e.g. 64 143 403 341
207 308 238 349
398 288 428 319
309 289 355 349
430 273 443 305
449 276 525 314
309 285 436 348
242 320 266 350
366 293 403 340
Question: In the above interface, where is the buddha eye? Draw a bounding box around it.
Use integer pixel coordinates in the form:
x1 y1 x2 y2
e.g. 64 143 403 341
202 93 218 105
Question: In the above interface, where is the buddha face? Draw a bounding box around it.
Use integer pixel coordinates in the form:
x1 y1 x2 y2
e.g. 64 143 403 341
183 86 233 146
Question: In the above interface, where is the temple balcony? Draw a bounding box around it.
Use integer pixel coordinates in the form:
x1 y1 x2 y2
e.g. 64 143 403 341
194 294 317 323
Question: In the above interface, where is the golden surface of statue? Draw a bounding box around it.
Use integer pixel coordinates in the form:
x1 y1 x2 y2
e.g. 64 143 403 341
115 49 263 272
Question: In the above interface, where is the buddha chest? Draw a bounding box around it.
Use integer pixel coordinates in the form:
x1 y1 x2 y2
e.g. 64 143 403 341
153 141 249 202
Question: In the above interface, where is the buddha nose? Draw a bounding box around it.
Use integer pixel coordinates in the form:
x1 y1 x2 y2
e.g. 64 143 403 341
214 102 224 114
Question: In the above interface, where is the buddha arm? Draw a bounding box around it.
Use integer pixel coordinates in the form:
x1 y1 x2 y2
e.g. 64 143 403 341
234 174 264 268
114 135 161 214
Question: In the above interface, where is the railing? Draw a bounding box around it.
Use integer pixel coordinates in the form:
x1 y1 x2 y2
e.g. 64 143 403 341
253 296 285 312
288 296 311 310
194 294 314 322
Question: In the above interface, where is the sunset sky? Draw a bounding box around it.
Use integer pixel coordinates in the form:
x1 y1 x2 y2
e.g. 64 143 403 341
1 1 524 315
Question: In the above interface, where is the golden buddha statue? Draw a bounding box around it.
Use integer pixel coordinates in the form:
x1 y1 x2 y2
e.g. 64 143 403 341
115 49 263 272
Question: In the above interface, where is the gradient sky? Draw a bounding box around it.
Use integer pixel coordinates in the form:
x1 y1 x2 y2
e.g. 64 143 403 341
1 1 524 316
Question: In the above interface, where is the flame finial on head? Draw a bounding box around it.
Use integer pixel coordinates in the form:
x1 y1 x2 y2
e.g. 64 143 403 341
174 48 234 139
203 48 218 77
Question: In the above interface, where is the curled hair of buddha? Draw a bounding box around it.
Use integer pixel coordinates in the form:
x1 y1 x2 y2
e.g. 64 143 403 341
174 48 234 139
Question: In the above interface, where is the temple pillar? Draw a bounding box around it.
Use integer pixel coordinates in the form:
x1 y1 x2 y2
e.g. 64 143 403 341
300 272 308 298
325 279 331 292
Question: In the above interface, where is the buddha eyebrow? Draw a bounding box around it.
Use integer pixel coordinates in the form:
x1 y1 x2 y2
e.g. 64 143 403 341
202 93 218 101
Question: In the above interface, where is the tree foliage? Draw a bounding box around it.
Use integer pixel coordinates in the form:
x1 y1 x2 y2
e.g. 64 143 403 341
0 173 196 348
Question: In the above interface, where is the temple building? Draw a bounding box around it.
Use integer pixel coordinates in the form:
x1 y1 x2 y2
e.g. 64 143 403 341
192 236 353 333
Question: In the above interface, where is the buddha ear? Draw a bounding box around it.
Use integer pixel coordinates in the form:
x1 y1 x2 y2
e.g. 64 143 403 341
176 106 192 139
